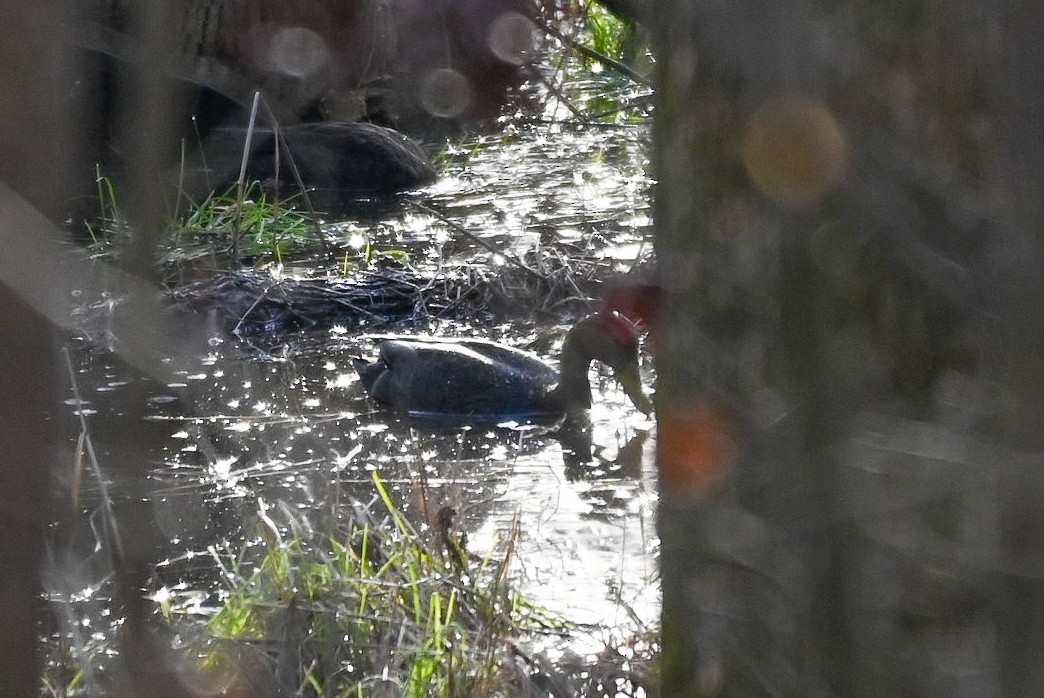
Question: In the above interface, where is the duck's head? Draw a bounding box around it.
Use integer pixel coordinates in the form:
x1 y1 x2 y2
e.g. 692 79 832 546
600 280 662 332
561 312 652 414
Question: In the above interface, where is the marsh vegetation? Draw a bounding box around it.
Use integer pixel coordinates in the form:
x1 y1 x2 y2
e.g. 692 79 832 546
44 4 661 696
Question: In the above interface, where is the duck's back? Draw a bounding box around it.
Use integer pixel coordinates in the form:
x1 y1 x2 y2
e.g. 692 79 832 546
359 337 561 420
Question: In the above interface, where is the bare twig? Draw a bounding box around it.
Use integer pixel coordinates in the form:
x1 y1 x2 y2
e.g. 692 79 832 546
62 348 125 559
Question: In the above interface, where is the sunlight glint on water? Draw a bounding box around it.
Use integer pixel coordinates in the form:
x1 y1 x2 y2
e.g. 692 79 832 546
60 104 659 672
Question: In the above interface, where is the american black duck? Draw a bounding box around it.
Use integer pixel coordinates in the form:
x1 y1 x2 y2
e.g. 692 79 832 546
354 312 651 421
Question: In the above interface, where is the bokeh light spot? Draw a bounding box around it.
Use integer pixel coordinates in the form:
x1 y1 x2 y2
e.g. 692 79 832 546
268 26 329 78
488 12 540 66
657 403 737 496
741 96 847 210
176 650 244 696
421 68 473 118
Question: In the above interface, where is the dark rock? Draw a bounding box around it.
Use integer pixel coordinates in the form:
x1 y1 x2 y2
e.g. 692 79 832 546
595 0 645 23
184 121 437 212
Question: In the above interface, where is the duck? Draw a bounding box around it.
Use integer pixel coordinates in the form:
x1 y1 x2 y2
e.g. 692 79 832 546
353 312 652 422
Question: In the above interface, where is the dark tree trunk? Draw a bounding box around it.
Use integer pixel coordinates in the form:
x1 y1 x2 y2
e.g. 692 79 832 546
991 4 1044 696
0 290 58 697
0 2 70 694
648 0 1042 696
0 3 206 693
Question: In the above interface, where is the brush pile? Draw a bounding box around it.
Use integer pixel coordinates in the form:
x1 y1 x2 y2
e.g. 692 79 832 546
171 248 620 335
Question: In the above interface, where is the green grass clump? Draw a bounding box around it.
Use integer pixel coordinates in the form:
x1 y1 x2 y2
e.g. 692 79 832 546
178 473 557 696
173 184 319 265
82 175 420 273
82 173 323 267
581 0 632 63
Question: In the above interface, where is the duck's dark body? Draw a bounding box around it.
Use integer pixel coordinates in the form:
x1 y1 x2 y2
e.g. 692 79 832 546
355 337 562 420
354 313 651 422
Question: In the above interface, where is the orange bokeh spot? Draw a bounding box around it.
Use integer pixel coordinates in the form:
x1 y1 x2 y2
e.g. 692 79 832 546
657 403 737 497
741 96 847 210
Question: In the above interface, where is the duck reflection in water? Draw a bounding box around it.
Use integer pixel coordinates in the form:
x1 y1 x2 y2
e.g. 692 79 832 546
557 415 651 481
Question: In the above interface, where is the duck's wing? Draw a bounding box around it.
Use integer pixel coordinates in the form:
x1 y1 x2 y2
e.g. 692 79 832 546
358 337 559 418
370 337 553 378
448 340 550 374
368 335 541 359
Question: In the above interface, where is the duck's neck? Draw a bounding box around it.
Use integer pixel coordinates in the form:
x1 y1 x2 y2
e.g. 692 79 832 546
551 336 594 411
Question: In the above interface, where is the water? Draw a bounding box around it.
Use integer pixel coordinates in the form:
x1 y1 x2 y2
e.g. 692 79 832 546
55 81 659 678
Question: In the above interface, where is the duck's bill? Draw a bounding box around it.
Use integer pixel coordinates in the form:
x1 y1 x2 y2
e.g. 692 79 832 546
615 365 653 414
